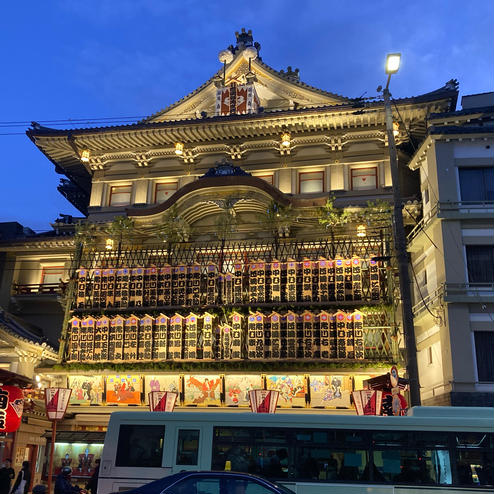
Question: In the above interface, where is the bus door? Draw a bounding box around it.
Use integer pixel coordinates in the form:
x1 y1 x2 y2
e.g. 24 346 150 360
172 426 205 473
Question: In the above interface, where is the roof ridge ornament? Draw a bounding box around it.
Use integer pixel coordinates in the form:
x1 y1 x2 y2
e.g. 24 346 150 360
200 158 251 179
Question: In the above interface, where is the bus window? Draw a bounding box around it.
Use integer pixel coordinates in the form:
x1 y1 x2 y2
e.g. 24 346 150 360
456 432 494 486
115 424 165 467
176 430 200 465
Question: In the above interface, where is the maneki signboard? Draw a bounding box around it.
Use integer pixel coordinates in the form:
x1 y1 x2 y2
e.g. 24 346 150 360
0 386 24 433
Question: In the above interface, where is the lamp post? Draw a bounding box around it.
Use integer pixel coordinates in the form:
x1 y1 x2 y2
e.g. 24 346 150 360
381 53 421 406
45 388 72 493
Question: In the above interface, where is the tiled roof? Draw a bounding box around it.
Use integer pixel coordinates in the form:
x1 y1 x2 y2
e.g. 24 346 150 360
429 125 494 135
429 105 494 119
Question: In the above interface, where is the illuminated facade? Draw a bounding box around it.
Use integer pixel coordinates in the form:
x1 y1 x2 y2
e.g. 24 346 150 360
0 28 465 473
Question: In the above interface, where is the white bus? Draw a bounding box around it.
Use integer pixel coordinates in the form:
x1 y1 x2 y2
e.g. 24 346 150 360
98 407 493 494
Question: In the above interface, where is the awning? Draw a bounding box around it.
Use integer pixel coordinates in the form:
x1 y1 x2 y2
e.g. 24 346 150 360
42 431 106 443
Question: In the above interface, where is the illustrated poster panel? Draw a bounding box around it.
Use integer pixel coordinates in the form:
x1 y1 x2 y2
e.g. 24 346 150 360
106 375 142 405
144 375 180 404
309 375 352 408
266 375 306 407
224 375 262 406
68 376 104 405
184 374 221 406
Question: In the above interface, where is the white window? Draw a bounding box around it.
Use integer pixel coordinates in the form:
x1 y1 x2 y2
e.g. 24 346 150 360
351 167 378 190
109 185 132 206
299 171 324 193
41 266 64 284
155 182 178 203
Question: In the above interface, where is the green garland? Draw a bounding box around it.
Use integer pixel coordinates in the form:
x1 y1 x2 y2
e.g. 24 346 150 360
51 359 395 374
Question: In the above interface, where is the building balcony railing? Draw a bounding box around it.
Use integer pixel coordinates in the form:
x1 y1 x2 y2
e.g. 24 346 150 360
408 201 494 243
413 282 494 315
12 283 61 296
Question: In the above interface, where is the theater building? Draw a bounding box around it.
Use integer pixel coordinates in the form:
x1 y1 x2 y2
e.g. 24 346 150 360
0 29 463 478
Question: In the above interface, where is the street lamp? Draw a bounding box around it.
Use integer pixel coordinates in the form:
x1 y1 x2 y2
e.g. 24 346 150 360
45 388 72 494
380 53 421 407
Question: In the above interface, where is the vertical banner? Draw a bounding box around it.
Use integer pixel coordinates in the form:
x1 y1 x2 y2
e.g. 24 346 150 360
353 310 365 360
206 264 218 305
286 311 297 359
230 312 242 360
369 259 380 300
302 259 312 301
45 388 72 420
103 268 116 308
248 389 279 414
153 314 168 360
81 317 95 362
91 268 102 308
76 268 88 309
123 316 139 361
184 313 198 359
202 313 214 359
115 267 130 308
319 311 331 359
268 312 281 359
352 257 362 301
148 391 177 412
302 311 314 359
138 315 153 361
233 262 243 304
335 258 345 302
335 310 347 358
169 314 183 360
68 317 81 362
286 259 297 302
188 263 201 306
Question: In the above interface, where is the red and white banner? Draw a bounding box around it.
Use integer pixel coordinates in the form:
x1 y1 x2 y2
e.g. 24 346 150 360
352 389 383 415
248 389 279 414
0 386 24 433
148 391 178 412
45 388 72 420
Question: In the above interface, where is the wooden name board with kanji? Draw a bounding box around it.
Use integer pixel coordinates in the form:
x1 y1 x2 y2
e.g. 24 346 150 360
247 312 264 359
76 268 88 309
302 311 315 359
138 315 153 360
369 259 380 300
286 260 297 302
335 259 345 302
92 269 102 308
335 311 347 358
129 268 144 307
153 315 168 360
302 260 312 302
319 311 331 359
184 313 198 359
352 258 363 301
188 264 201 306
269 312 281 359
353 310 365 359
109 316 124 361
80 317 95 362
329 313 337 358
173 265 187 306
223 273 233 304
285 311 297 359
202 313 214 359
103 268 116 308
221 324 232 359
345 312 355 358
94 316 110 361
270 261 281 302
231 312 242 360
68 317 81 361
344 259 353 301
143 267 158 307
206 264 218 305
123 316 139 360
233 262 243 303
158 265 172 306
169 314 183 360
115 268 130 308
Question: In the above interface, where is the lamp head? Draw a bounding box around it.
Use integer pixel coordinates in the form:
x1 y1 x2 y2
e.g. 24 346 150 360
385 53 401 75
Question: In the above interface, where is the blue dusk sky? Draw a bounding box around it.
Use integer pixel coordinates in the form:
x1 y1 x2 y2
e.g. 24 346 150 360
0 1 492 232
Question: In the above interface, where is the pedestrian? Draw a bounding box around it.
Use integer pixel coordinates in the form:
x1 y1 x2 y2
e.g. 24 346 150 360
0 459 15 494
32 485 46 494
54 467 82 494
11 461 30 494
85 459 99 494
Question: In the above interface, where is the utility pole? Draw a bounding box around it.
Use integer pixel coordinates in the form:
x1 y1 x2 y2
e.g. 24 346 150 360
382 78 421 406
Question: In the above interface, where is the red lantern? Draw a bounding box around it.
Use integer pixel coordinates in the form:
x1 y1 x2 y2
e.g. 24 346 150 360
0 386 24 433
148 391 177 412
248 389 279 414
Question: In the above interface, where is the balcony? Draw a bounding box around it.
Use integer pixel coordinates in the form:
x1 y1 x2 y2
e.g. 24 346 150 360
408 201 494 244
12 283 61 296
